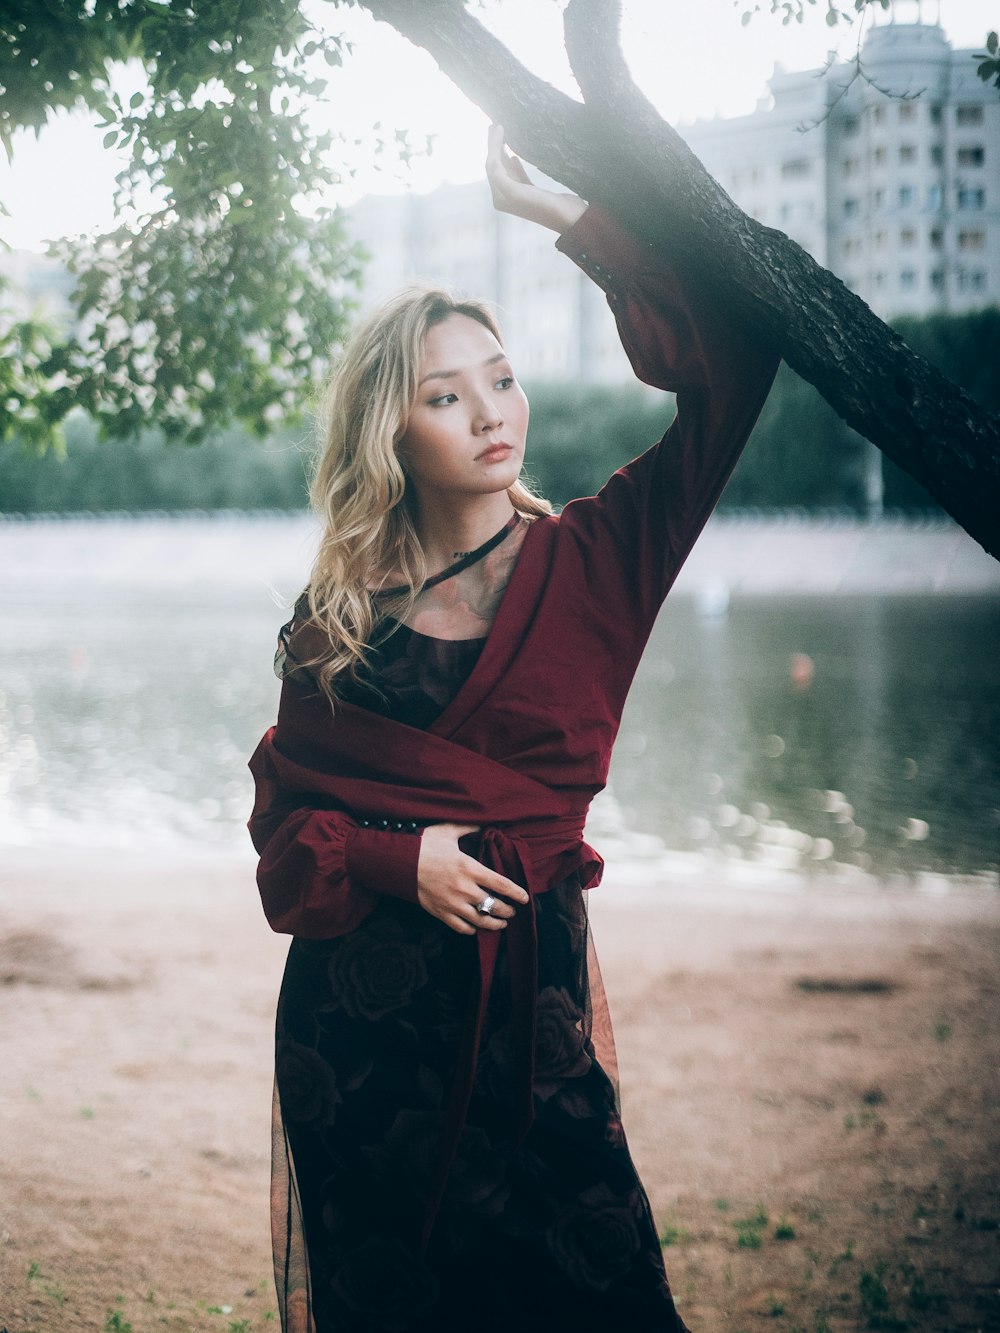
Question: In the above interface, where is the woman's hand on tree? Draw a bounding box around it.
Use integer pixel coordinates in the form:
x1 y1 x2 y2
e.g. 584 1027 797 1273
416 822 529 935
486 123 587 234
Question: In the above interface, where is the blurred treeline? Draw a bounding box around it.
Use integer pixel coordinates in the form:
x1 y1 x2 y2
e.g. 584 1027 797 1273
1 308 997 515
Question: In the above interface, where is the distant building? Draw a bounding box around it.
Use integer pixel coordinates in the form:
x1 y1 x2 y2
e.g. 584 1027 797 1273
684 19 999 319
345 182 636 383
345 18 998 383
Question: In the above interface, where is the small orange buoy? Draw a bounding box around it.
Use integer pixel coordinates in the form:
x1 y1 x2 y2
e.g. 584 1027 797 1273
790 652 814 691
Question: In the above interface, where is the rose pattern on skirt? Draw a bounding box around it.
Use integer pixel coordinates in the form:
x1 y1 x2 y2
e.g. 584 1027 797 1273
327 1236 438 1332
546 1181 646 1291
533 984 593 1100
275 1039 343 1127
324 917 429 1022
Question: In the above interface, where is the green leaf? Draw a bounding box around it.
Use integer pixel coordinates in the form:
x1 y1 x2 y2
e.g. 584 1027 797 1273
102 130 118 149
129 91 143 109
987 30 998 55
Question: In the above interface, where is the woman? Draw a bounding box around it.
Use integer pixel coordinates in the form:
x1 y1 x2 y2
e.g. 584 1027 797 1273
249 125 778 1332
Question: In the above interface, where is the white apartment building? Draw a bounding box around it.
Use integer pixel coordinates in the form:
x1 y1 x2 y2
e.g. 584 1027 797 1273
684 19 1000 320
345 19 999 382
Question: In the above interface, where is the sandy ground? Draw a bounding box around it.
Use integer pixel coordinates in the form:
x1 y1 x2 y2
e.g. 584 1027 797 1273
1 850 998 1333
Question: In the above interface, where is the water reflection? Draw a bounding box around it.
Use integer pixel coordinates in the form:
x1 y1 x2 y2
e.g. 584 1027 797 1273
2 520 998 886
613 595 1000 882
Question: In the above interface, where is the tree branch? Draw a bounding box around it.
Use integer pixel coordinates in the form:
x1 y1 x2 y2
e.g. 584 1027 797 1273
563 0 648 118
359 0 1000 559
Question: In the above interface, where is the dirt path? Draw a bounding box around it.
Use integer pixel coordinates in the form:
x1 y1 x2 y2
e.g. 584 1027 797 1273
1 850 997 1332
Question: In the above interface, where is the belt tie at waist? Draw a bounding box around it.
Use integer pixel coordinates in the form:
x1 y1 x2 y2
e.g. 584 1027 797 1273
418 823 571 1256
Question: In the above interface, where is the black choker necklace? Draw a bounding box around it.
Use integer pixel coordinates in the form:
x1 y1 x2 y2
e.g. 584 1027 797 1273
378 513 522 597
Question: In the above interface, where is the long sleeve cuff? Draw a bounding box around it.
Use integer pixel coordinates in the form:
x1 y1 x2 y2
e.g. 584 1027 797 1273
344 825 422 903
555 203 657 295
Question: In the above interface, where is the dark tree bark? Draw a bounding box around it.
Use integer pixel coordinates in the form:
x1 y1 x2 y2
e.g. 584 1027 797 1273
359 0 1000 559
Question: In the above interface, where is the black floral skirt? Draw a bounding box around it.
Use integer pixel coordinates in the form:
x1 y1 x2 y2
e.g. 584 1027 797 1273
272 881 688 1333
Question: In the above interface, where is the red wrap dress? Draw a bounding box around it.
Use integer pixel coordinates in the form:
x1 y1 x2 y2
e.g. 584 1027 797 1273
249 205 779 1332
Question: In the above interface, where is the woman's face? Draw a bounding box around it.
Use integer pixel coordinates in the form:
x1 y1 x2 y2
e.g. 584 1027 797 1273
398 313 529 505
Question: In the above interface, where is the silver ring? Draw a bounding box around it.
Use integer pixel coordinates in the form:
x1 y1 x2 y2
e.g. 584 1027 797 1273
477 894 496 916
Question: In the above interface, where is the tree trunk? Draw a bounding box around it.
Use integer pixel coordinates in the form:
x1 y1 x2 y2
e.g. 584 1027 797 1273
360 0 1000 560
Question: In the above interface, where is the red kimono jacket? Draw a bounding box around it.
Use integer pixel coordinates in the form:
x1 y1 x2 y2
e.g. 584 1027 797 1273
249 203 779 1248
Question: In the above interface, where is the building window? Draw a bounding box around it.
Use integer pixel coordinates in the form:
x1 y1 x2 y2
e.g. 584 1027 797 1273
781 158 811 179
930 104 943 125
842 115 860 137
843 197 860 218
900 228 916 248
928 184 943 210
957 145 985 168
957 187 986 210
899 144 916 165
900 269 917 290
930 270 944 291
874 271 887 289
957 105 984 126
930 228 944 249
899 103 917 123
958 269 988 292
872 145 887 167
843 156 860 176
958 230 986 251
898 186 915 208
873 189 884 211
874 229 887 251
930 144 944 167
872 106 886 125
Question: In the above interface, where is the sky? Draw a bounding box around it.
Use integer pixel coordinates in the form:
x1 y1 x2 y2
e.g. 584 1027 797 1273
0 0 995 252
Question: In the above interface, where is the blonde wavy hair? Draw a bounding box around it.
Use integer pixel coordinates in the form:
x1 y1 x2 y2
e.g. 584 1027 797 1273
296 285 552 702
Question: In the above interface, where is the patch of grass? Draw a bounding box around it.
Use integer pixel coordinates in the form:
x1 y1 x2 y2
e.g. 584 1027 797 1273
858 1263 909 1330
228 1322 252 1333
828 1242 855 1276
767 1297 786 1316
658 1223 691 1246
79 1105 96 1119
733 1206 769 1249
104 1312 133 1333
43 1281 67 1306
815 1318 833 1333
774 1217 796 1241
934 1020 952 1042
845 1109 884 1134
27 1260 41 1281
906 1274 948 1314
714 1198 731 1212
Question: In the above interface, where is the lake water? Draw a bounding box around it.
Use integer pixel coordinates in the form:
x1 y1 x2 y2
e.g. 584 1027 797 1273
2 516 998 892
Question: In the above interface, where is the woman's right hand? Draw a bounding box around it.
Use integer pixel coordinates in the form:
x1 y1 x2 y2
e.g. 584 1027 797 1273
486 124 587 234
416 822 529 935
